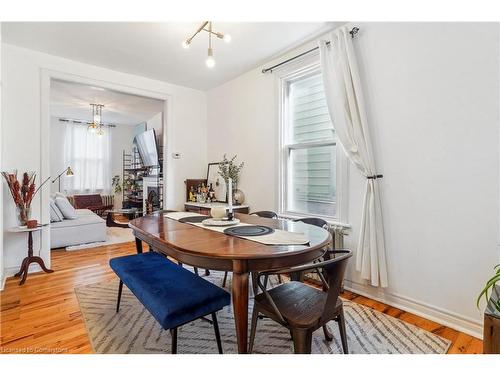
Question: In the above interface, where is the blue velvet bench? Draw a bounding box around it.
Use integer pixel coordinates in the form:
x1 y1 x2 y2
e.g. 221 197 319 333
109 251 231 353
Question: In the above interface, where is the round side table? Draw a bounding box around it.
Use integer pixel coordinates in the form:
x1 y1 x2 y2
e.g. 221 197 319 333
8 225 54 285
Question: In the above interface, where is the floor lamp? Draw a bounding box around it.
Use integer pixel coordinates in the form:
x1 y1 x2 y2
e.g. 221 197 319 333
52 166 74 192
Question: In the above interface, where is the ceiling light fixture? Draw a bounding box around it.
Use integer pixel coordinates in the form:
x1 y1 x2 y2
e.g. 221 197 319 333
182 21 231 68
88 103 105 135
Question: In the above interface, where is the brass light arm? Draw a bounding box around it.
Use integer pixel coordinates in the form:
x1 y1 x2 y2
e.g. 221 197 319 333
186 21 209 44
203 28 225 39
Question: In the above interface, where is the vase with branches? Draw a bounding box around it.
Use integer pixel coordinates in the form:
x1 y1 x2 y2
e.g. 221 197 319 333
2 170 50 226
218 154 244 202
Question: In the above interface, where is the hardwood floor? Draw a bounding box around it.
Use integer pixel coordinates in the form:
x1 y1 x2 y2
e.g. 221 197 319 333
0 242 483 354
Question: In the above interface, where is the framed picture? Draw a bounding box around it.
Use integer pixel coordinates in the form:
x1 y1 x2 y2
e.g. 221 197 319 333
206 162 227 202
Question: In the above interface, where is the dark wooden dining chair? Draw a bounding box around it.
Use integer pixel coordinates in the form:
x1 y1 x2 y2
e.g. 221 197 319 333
250 211 278 219
294 217 328 229
249 249 352 354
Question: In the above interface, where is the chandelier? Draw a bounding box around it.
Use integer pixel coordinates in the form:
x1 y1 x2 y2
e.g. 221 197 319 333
182 21 231 68
87 104 105 136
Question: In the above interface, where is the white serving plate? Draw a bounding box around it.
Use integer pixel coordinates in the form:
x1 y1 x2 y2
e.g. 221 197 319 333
202 218 240 227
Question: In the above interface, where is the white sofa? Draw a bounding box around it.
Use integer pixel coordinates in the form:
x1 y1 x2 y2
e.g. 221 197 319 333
50 209 107 249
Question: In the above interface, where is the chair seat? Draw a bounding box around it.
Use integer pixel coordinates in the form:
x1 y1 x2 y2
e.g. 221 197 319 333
254 281 342 328
110 252 230 329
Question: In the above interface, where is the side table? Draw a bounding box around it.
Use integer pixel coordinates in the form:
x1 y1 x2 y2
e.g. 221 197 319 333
8 225 54 285
106 208 141 228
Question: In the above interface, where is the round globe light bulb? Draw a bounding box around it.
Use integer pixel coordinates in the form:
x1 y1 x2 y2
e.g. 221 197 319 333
182 40 190 49
206 56 215 68
223 34 231 43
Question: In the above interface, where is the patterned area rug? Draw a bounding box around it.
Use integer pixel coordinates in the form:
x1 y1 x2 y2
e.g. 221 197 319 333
75 271 451 354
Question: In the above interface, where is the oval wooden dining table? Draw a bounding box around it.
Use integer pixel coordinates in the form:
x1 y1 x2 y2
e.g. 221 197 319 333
128 211 331 353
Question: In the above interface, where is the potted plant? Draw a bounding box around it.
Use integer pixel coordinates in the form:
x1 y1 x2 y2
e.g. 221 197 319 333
477 264 500 353
112 175 122 195
111 175 123 208
218 154 244 204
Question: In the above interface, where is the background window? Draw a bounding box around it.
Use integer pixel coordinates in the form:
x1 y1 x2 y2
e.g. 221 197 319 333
281 70 338 218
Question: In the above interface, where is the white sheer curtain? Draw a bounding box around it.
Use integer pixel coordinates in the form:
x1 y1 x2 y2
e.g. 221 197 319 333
63 123 112 194
319 26 388 287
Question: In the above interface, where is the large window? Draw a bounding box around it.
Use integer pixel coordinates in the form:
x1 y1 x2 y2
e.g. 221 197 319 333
63 122 112 194
280 67 343 219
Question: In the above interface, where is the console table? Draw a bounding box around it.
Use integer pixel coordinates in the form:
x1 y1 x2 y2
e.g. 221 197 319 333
184 202 249 215
8 225 53 285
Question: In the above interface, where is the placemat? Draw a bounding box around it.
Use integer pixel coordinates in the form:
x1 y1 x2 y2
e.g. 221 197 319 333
165 212 309 245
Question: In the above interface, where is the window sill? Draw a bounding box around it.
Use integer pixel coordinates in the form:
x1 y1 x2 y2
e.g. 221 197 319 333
278 212 351 232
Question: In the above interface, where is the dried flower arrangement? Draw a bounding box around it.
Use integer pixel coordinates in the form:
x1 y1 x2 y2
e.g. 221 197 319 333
1 170 50 226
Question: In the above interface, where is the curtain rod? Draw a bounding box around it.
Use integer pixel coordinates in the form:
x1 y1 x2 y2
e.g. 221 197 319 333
58 117 116 128
261 26 359 74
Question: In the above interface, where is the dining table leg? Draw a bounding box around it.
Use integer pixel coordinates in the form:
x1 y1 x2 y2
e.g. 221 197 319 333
135 237 143 254
232 266 249 354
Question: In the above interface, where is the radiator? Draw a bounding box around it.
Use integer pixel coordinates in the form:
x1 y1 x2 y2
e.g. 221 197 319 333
101 194 114 207
278 214 349 283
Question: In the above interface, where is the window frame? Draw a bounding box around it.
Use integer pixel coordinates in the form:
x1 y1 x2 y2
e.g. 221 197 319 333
277 59 348 223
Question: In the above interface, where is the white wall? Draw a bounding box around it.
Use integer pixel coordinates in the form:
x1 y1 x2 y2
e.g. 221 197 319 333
0 23 4 289
207 23 500 337
2 43 207 278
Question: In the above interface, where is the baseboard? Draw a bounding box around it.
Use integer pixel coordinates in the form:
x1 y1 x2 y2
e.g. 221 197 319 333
343 279 483 339
0 274 6 291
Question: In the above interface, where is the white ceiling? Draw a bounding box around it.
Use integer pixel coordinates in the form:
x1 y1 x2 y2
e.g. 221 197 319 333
2 22 335 90
50 79 164 126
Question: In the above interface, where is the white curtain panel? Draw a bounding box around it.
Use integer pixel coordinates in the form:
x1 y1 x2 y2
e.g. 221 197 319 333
319 26 388 287
63 122 112 194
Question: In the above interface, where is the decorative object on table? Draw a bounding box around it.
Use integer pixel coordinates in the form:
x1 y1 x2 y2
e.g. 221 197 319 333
227 178 234 220
478 265 500 353
185 179 207 202
202 218 240 227
181 22 231 68
223 225 274 237
208 183 216 202
233 189 245 205
210 206 226 220
26 219 38 229
189 186 196 202
2 170 50 226
217 154 244 205
206 163 226 202
51 166 74 192
8 225 53 285
196 182 208 203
